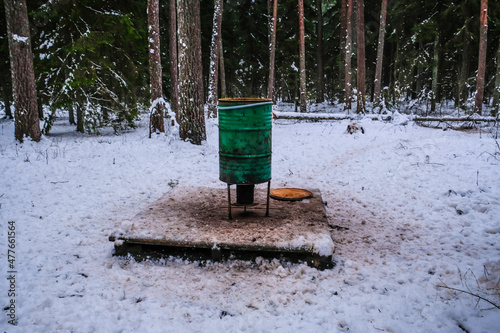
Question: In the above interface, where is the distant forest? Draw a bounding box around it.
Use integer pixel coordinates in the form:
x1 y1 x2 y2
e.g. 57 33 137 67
1 0 499 135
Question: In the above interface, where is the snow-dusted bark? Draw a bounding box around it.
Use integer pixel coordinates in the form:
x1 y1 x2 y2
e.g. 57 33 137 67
316 0 324 103
457 18 471 112
177 0 206 145
4 0 41 142
431 33 439 113
267 0 278 101
356 0 366 114
474 0 488 115
208 0 224 118
373 0 388 111
148 0 166 135
339 0 346 100
298 0 307 113
344 0 353 111
169 0 179 122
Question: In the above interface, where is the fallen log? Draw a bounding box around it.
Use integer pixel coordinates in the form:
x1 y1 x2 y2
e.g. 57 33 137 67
273 111 392 121
413 116 498 122
273 111 498 124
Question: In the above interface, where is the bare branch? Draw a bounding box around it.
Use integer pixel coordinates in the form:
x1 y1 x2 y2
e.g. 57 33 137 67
436 284 500 309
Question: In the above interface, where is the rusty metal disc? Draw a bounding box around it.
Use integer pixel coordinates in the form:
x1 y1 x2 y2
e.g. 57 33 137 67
270 188 313 201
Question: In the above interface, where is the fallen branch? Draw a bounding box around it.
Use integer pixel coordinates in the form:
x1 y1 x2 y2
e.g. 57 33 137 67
413 116 498 122
273 111 392 121
436 284 500 309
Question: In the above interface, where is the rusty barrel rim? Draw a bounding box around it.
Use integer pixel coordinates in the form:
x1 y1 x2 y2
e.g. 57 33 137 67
218 97 272 106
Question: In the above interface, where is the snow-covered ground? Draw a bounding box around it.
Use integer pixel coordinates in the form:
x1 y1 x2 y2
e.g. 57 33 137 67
0 107 499 332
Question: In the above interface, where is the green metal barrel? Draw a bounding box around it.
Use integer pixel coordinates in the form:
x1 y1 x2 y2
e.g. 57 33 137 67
218 98 272 185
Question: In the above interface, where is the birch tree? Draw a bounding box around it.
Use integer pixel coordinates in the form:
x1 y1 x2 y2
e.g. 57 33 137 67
177 0 206 144
4 0 41 142
208 0 224 118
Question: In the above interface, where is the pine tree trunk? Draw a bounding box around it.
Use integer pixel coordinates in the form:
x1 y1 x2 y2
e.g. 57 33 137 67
177 0 206 145
356 0 366 113
316 0 324 103
492 44 500 116
298 0 307 112
219 39 227 98
373 0 387 111
4 0 41 142
208 0 224 118
344 0 353 111
148 0 166 135
268 0 278 101
169 0 179 122
474 0 488 115
431 33 439 113
339 0 346 101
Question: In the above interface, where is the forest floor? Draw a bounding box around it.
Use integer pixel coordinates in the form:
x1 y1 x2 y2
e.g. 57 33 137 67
0 105 499 332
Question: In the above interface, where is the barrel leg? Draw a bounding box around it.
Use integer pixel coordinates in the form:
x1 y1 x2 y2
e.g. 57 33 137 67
227 184 232 220
265 180 271 217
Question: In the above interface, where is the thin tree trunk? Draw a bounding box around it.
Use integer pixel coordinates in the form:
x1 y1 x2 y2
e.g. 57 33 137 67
76 97 84 133
1 73 12 119
298 0 307 112
458 23 471 111
208 0 223 118
177 0 206 145
219 38 227 98
316 0 324 103
68 105 75 125
169 0 179 122
474 0 488 115
415 41 423 101
431 33 439 113
268 0 278 101
492 44 500 116
339 0 346 101
344 0 353 111
148 0 166 135
356 0 366 113
4 0 41 142
373 0 387 111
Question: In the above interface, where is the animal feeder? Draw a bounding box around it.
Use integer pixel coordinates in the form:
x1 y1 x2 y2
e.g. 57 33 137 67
109 97 336 269
218 98 273 219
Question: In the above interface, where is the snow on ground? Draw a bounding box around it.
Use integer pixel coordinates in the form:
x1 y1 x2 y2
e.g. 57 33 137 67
0 107 499 332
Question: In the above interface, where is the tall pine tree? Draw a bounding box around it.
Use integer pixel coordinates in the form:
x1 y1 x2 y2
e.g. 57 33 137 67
4 0 41 142
177 0 206 144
